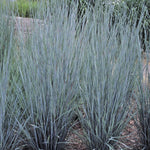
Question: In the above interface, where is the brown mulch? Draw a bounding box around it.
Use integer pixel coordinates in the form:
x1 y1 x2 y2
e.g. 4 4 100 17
118 101 141 150
66 122 87 150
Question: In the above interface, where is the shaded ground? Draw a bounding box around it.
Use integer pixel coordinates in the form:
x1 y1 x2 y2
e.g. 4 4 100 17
66 122 87 150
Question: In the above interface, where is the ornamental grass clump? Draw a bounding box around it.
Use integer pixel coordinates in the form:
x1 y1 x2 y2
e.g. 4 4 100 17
78 4 141 150
0 7 21 150
1 0 150 149
12 4 83 150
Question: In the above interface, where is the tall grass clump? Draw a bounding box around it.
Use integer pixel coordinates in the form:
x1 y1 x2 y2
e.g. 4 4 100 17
0 5 21 150
78 3 141 149
12 3 83 150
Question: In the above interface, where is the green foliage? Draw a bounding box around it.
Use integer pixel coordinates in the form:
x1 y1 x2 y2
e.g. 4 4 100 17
13 0 39 17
